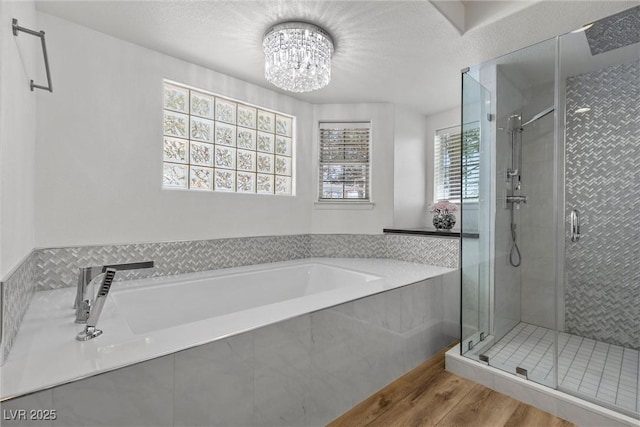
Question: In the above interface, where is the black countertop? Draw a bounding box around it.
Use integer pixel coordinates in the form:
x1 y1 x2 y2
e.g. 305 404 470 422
383 227 479 239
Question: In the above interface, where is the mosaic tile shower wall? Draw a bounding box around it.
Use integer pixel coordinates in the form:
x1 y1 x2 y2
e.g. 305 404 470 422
584 6 640 56
565 60 639 350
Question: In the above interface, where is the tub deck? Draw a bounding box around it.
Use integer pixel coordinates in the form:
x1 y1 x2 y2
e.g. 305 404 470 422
0 258 453 400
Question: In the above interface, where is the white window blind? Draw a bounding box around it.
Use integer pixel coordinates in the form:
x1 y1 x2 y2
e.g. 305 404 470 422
318 122 371 200
434 124 480 202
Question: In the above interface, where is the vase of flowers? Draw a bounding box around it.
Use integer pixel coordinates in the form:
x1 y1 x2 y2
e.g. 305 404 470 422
429 201 457 230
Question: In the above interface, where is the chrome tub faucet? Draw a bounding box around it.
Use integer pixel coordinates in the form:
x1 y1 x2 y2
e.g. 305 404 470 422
74 261 154 341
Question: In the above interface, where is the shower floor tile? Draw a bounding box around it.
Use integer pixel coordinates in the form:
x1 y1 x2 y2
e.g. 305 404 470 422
482 322 640 415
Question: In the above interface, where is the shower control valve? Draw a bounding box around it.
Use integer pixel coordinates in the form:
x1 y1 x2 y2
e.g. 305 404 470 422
506 195 527 205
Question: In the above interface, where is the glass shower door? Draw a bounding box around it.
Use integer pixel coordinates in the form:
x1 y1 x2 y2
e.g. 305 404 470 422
461 38 559 390
460 72 492 359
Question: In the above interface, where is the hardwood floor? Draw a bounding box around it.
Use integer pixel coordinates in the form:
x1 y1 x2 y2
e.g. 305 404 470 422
328 343 576 427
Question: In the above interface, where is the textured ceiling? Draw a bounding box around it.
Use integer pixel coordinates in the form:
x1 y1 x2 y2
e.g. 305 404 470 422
35 0 637 116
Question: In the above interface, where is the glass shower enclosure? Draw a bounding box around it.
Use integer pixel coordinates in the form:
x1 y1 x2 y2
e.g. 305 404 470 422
460 6 639 418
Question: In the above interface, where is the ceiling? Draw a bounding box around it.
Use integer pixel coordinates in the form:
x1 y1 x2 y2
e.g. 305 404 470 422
35 0 637 116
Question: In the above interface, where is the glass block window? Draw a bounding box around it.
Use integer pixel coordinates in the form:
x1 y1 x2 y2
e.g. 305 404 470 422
163 81 294 195
318 122 370 200
434 124 480 202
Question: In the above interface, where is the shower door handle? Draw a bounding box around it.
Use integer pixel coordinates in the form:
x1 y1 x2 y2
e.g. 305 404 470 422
570 209 580 242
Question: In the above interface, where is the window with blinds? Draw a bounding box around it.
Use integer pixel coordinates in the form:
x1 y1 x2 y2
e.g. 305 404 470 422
434 124 480 202
318 122 371 201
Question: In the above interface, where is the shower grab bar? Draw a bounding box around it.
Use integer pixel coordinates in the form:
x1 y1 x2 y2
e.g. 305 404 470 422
12 18 53 92
570 209 581 242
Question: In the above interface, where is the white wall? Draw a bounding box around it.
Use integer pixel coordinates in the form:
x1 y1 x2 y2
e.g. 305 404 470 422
311 103 395 234
424 107 460 228
34 13 314 248
29 12 435 249
393 106 428 228
0 1 37 277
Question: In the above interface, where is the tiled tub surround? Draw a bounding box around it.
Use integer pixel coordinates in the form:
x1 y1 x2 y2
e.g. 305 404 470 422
1 259 458 427
0 233 459 365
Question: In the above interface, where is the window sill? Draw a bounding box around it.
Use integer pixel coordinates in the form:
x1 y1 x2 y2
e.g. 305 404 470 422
314 201 375 210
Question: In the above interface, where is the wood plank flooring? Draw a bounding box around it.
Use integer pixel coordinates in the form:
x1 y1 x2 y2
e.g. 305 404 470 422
329 343 576 427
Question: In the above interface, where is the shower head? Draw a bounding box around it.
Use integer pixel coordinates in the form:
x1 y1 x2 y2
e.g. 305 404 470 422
584 6 640 56
521 106 554 128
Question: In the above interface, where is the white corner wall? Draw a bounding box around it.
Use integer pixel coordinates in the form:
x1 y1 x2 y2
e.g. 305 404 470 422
311 103 395 234
0 1 37 277
393 106 428 228
424 107 460 228
34 12 314 248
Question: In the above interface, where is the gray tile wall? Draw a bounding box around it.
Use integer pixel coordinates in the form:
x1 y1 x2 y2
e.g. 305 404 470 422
493 67 526 343
1 233 459 366
36 235 311 291
0 252 37 364
519 82 556 330
565 60 639 350
308 233 459 268
384 234 458 268
37 234 458 291
584 6 640 55
0 276 458 427
308 234 385 258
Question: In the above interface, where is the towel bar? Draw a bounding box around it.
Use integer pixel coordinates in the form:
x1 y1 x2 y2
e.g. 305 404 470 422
12 18 53 93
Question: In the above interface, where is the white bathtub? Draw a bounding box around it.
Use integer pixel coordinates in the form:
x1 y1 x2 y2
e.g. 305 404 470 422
112 263 381 334
0 258 454 400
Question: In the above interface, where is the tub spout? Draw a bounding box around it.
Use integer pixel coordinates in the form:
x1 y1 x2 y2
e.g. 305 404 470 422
75 261 154 323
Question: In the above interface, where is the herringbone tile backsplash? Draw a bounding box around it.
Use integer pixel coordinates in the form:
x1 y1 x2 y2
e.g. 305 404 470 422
1 233 459 363
36 235 311 291
0 253 37 364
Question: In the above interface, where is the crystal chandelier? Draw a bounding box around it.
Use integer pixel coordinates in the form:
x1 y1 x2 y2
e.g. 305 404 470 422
262 22 334 93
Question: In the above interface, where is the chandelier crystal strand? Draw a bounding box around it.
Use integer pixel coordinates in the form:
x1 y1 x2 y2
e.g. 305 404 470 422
263 22 334 93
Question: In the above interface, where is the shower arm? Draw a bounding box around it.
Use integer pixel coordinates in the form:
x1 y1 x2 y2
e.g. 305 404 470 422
521 106 554 127
506 106 554 186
